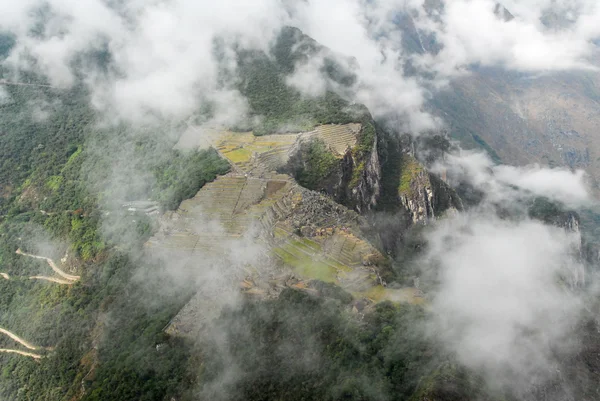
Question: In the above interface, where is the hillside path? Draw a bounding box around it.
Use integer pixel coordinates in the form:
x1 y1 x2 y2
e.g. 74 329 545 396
0 349 42 359
29 276 74 285
0 328 38 350
16 249 80 281
0 79 53 88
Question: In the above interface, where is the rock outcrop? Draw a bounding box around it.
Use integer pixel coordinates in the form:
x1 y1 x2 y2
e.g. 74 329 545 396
343 130 382 213
397 153 463 225
284 121 383 213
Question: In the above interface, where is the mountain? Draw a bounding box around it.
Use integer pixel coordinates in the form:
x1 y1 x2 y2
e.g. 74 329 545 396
431 65 600 185
0 21 598 401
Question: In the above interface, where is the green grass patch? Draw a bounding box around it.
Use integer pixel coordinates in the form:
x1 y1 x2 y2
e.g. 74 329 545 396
293 139 338 190
224 148 252 163
398 155 424 196
357 285 388 303
349 161 365 189
290 238 321 253
273 247 337 282
46 175 63 191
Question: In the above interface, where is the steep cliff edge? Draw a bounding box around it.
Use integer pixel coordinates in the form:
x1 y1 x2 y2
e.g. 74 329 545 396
397 153 463 224
285 119 382 213
376 131 463 224
285 120 464 226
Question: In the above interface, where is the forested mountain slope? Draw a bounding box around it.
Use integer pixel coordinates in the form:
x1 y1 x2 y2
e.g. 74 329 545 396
0 20 598 401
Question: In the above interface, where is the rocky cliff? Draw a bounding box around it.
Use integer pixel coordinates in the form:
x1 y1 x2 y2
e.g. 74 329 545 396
285 120 383 214
397 153 463 224
343 124 382 213
375 130 463 224
287 120 465 227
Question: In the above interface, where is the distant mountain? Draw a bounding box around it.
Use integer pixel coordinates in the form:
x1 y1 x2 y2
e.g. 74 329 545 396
396 4 600 190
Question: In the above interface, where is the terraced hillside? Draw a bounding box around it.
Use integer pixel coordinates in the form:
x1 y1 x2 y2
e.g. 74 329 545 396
151 122 426 337
146 175 288 254
151 175 420 337
211 123 361 176
214 132 298 175
305 123 361 156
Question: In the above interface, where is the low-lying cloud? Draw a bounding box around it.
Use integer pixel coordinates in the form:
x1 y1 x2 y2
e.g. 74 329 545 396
3 0 599 132
424 145 594 393
425 213 585 390
432 149 591 207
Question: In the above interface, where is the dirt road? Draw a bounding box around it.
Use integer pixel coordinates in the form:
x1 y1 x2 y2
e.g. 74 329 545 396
16 249 80 281
29 275 74 285
0 349 42 359
0 79 53 88
0 328 38 350
0 273 9 280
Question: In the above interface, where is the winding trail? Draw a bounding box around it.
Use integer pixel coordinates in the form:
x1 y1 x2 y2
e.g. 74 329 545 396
16 249 80 281
0 273 9 280
0 328 38 350
29 276 74 285
0 349 42 359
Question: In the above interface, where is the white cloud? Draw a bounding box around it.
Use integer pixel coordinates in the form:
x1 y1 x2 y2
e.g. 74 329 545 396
416 0 600 74
494 164 590 206
426 213 584 389
3 0 600 130
0 0 288 123
434 149 591 207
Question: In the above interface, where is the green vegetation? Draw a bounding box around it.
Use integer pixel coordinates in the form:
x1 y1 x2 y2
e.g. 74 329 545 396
398 155 424 196
0 69 230 400
273 246 338 282
0 82 93 214
198 291 454 401
348 122 377 189
349 161 365 188
80 257 195 401
354 122 376 157
409 362 493 401
153 148 230 211
2 24 585 401
291 139 339 190
234 27 368 136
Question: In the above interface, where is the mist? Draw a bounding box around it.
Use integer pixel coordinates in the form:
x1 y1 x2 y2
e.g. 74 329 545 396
420 146 596 395
2 0 598 133
1 0 600 400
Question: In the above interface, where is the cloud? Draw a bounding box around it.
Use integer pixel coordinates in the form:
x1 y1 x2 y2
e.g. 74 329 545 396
433 149 591 207
0 0 288 123
289 0 440 132
423 143 594 393
424 212 585 390
414 0 600 75
3 0 600 131
0 0 440 131
0 86 10 105
494 164 590 206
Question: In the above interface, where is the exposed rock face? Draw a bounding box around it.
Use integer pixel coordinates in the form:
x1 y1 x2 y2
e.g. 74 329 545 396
558 211 581 234
343 132 382 213
398 154 463 225
528 199 586 286
285 122 383 214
